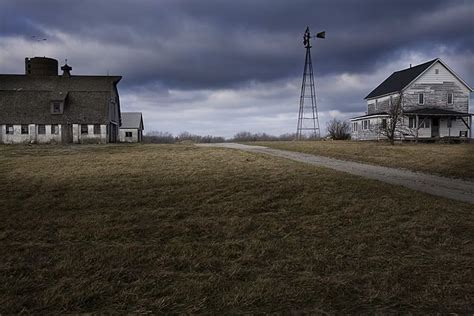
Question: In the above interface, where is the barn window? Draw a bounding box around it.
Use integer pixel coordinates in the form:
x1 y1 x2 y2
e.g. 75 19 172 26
125 132 132 137
6 124 14 134
21 124 29 134
38 124 46 134
51 101 63 114
408 117 416 128
381 119 387 129
93 124 101 134
51 124 59 134
447 92 453 104
81 124 88 134
418 93 424 104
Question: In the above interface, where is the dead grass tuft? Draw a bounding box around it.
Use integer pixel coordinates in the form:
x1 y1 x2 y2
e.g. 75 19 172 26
0 144 473 313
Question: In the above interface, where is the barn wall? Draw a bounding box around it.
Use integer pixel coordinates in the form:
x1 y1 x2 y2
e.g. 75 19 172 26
72 124 107 144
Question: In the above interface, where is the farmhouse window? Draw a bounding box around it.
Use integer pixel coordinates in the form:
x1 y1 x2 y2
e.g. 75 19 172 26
419 118 430 128
93 124 101 135
435 68 439 74
38 124 46 134
51 124 59 134
81 124 88 135
408 117 416 129
21 124 29 134
125 132 133 137
447 92 453 104
418 93 424 105
6 124 14 134
381 119 387 129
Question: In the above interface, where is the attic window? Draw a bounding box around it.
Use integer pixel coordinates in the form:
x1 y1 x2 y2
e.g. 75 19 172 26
51 101 63 114
435 69 439 74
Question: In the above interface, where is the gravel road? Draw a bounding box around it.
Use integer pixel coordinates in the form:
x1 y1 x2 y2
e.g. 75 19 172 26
197 143 474 204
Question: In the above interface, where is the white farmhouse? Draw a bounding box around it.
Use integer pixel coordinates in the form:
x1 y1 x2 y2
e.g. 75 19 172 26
351 58 472 141
119 112 144 143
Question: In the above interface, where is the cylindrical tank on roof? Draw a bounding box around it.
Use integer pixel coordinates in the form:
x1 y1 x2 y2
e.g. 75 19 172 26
25 57 58 76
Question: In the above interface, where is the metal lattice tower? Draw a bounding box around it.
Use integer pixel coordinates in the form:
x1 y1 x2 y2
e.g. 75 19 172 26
296 27 324 140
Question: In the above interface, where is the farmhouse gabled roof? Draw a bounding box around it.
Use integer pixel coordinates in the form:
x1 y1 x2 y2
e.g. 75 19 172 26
365 59 437 99
0 75 121 124
121 112 144 130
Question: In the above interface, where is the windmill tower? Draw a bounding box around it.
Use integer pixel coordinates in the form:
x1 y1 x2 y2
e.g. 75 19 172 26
296 27 325 140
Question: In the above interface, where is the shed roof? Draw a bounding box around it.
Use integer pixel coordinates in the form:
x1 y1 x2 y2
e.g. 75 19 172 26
121 112 144 129
365 59 437 99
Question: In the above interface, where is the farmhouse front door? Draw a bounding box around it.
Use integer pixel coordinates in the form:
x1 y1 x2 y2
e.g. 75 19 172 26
431 118 439 137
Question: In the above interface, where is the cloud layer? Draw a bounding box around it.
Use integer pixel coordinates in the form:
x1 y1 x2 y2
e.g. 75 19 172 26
1 0 473 137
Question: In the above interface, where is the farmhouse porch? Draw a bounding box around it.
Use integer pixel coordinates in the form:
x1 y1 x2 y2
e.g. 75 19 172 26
404 108 472 139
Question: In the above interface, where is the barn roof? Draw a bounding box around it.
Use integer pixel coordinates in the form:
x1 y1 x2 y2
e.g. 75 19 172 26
120 112 144 129
0 74 121 124
365 59 437 99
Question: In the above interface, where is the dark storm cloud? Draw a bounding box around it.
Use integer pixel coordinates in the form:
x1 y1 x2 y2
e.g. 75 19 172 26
1 0 472 90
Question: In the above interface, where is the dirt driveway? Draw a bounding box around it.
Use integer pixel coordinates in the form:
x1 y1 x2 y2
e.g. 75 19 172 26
197 143 474 204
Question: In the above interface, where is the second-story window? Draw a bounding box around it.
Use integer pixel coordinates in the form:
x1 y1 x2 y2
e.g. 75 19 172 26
418 93 424 105
447 92 453 104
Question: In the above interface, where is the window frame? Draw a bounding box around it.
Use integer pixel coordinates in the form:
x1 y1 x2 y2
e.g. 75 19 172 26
21 124 29 135
6 124 14 134
93 124 101 135
418 93 424 105
447 92 453 104
408 117 416 129
38 124 46 135
81 124 89 135
381 118 387 129
51 124 59 135
51 101 63 114
125 131 133 138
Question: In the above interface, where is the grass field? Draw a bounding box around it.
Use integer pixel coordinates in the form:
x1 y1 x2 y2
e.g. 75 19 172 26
0 144 473 313
252 141 474 179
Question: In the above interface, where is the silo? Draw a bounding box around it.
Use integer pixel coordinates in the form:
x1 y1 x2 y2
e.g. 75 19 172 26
25 57 58 76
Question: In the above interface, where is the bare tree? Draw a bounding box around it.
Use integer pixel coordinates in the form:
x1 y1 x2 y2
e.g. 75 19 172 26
326 118 351 140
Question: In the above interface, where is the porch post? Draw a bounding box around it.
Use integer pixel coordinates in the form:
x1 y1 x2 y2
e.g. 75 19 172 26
415 115 419 142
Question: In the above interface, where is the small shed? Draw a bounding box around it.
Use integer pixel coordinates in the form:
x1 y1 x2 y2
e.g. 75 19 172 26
119 112 144 143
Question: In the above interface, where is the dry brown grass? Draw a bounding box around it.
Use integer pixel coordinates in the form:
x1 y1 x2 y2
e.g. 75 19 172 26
252 140 474 179
0 144 473 313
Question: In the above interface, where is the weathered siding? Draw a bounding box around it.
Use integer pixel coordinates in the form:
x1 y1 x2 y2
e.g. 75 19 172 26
403 82 469 112
72 124 107 144
0 124 62 144
119 128 141 143
367 93 400 114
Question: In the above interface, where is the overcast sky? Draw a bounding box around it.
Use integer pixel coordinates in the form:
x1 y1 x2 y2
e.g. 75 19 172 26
1 0 473 137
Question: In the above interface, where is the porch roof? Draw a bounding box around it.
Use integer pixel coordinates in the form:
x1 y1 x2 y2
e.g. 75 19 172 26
404 108 472 116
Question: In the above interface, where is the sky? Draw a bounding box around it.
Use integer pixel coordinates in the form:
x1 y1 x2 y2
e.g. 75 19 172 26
0 0 473 138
